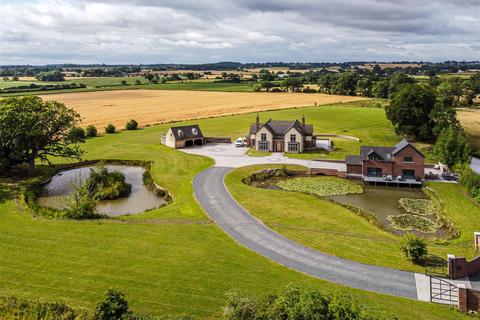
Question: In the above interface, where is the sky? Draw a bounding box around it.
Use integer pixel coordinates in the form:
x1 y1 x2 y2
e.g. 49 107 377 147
0 0 479 65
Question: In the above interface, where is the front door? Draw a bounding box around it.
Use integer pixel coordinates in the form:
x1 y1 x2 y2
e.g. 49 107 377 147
275 141 284 152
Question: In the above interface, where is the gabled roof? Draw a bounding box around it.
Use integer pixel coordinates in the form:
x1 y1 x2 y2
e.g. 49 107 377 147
250 119 313 136
169 124 203 140
360 146 395 162
392 139 425 157
359 139 424 162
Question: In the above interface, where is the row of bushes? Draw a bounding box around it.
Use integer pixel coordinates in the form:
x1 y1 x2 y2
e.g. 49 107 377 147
0 288 189 320
456 164 480 203
0 83 86 93
68 119 139 141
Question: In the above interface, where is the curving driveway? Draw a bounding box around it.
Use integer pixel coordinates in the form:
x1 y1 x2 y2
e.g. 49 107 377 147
193 166 420 299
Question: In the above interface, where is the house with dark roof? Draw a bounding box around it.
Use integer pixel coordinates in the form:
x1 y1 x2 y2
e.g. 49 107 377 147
164 124 204 149
248 115 315 153
346 139 425 182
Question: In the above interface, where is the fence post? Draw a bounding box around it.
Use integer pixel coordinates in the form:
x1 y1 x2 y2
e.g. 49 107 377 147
475 232 480 252
447 254 456 279
458 284 468 312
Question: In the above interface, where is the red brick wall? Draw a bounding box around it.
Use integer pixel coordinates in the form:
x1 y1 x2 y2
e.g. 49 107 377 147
467 289 480 311
449 256 480 279
393 146 425 179
346 164 362 175
362 160 394 177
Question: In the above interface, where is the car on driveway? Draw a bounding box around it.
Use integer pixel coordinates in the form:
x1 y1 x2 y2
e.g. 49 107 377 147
235 137 246 147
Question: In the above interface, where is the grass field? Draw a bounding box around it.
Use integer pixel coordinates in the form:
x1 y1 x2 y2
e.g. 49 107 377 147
225 165 480 273
457 108 480 152
0 121 468 319
39 90 368 130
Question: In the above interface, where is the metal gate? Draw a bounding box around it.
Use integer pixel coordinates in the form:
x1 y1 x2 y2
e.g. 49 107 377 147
430 276 458 305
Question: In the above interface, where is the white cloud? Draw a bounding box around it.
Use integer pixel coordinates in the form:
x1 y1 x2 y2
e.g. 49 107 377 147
0 0 479 64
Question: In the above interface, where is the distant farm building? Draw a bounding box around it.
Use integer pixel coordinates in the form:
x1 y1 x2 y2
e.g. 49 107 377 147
163 125 204 149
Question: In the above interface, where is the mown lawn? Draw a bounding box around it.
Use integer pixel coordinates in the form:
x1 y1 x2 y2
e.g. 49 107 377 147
225 165 480 274
0 120 469 319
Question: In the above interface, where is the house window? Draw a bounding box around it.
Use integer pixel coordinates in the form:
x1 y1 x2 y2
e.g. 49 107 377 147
290 134 296 142
288 142 298 152
367 168 382 177
404 156 413 163
261 133 267 141
258 141 268 151
368 153 380 161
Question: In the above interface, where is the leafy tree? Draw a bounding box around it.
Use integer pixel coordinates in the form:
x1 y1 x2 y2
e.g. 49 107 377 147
105 124 116 134
134 79 142 85
318 73 337 94
387 73 415 98
2 76 8 81
372 79 389 98
465 72 480 105
95 288 129 320
260 81 275 92
400 234 427 264
68 127 86 143
125 119 138 130
221 72 228 80
433 127 471 168
386 84 436 141
282 77 303 92
258 69 275 82
436 77 464 107
35 70 64 82
144 73 154 82
12 76 19 81
0 96 82 173
85 125 98 137
334 72 358 96
120 80 127 85
430 94 460 137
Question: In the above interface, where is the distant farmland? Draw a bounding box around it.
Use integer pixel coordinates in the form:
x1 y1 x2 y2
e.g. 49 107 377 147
40 89 368 130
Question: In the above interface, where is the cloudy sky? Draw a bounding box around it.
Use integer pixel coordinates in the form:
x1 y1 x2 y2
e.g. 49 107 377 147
0 0 479 65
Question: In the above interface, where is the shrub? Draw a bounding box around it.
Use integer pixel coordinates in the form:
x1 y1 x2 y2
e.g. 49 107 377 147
134 79 142 85
87 164 131 200
95 288 129 320
67 127 86 143
223 285 374 320
105 124 116 134
85 125 97 137
64 180 98 219
400 234 428 264
125 119 139 130
121 80 127 85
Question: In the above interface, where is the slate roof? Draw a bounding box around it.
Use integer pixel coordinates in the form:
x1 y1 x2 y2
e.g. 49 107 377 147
169 124 203 140
359 139 424 162
360 146 395 161
250 119 313 136
345 155 362 166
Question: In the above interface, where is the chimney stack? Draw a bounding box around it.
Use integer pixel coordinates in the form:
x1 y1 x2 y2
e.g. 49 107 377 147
302 115 305 127
256 114 260 131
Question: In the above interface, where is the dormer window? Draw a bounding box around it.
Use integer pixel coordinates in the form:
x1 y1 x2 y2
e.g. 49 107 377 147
192 128 198 136
386 154 391 159
178 129 184 138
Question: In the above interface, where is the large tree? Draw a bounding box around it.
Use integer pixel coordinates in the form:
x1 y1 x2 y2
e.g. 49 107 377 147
0 96 83 173
433 126 471 168
386 84 436 141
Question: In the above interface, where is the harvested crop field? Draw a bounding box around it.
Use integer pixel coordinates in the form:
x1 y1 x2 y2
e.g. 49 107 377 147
40 89 367 129
458 108 480 150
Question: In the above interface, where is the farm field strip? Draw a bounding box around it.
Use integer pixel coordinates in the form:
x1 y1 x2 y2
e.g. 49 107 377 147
40 89 368 129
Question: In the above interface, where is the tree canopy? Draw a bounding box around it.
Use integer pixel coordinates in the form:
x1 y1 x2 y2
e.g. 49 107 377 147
386 84 436 141
433 126 471 168
0 96 83 173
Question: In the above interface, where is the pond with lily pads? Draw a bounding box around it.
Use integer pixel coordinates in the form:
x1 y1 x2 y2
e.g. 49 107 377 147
247 169 450 237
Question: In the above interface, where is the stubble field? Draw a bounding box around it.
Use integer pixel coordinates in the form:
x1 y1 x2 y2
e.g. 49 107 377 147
41 89 367 129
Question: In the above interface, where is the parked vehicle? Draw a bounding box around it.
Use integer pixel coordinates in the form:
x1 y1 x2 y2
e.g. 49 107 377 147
235 137 246 147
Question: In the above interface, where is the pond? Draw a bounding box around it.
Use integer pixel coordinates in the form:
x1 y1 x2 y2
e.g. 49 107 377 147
37 165 167 216
249 172 448 238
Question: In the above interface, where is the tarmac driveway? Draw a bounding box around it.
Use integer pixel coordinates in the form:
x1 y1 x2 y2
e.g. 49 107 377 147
193 167 419 299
